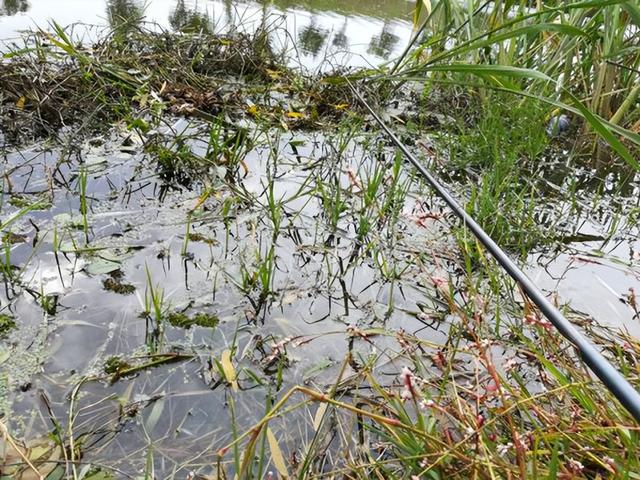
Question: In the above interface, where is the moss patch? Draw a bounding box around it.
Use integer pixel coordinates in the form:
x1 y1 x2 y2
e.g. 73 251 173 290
103 271 136 295
187 233 218 245
0 314 16 337
104 356 133 375
167 311 219 329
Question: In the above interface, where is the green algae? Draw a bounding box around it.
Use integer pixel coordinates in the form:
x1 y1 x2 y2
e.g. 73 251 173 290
0 314 16 337
104 356 133 375
102 270 136 295
167 311 219 329
187 232 218 245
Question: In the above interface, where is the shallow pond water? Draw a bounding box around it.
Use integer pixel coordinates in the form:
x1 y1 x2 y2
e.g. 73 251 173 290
1 115 467 476
0 0 413 69
2 111 639 477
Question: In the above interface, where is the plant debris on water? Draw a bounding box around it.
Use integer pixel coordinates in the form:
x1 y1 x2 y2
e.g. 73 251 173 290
1 2 640 478
0 314 16 337
0 22 360 143
166 311 219 329
102 270 136 295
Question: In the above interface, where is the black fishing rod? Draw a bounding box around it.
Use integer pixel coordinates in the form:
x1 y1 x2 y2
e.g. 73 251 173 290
348 81 640 423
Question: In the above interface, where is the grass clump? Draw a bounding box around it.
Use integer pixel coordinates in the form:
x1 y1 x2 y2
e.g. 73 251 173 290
438 92 551 254
0 23 277 139
444 93 549 172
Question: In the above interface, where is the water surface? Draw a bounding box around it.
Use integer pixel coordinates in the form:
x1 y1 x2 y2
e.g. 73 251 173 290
0 0 414 69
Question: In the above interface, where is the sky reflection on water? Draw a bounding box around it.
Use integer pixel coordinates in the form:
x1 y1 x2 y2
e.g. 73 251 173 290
0 0 414 69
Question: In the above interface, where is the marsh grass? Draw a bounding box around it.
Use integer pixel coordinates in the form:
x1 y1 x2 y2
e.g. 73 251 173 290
142 265 168 354
2 116 638 479
198 117 639 479
208 266 640 479
391 0 640 169
435 91 555 255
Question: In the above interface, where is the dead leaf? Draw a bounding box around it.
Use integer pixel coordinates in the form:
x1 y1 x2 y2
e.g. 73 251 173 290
265 69 281 80
266 427 289 479
313 403 328 432
285 111 305 119
221 349 238 391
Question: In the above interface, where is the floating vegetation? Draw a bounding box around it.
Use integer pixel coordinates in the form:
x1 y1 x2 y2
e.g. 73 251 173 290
187 232 218 246
167 311 219 329
103 355 133 376
7 194 51 210
102 271 136 295
2 232 27 245
0 314 16 337
104 352 192 382
0 23 373 145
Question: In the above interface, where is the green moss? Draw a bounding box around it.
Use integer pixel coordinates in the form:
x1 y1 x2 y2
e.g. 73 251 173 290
8 194 51 210
0 314 16 337
103 277 136 295
167 311 219 329
104 356 132 375
2 231 27 244
187 233 218 245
